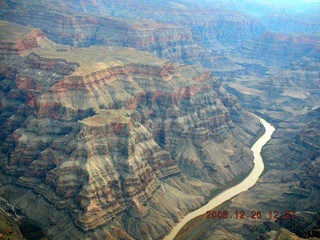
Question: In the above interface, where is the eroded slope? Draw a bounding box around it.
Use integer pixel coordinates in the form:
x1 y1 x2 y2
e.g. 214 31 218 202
0 22 261 239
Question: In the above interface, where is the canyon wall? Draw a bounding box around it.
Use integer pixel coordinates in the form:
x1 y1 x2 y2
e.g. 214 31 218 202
0 21 261 239
0 0 265 75
1 1 319 239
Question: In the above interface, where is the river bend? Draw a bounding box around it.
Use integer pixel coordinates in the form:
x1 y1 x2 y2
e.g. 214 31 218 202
164 117 275 240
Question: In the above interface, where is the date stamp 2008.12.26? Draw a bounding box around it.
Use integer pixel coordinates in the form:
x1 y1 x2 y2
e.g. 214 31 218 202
205 210 295 220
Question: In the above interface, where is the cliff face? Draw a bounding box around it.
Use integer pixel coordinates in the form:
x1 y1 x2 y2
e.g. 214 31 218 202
298 109 320 160
237 32 320 65
223 31 320 126
0 210 24 240
175 110 320 240
0 20 70 56
0 21 261 239
1 7 215 68
100 0 265 46
0 0 265 75
35 109 175 231
0 20 48 55
270 46 320 91
0 1 319 239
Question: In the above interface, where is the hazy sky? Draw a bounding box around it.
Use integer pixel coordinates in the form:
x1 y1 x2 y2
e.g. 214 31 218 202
218 0 320 16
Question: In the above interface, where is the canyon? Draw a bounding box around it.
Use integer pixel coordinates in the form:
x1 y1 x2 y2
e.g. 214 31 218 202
0 0 319 239
165 117 275 240
0 19 260 239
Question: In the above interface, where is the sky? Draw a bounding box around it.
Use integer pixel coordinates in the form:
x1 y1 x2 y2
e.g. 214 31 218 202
217 0 320 16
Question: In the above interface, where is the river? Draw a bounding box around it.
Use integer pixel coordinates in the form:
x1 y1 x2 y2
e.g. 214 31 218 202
163 117 275 240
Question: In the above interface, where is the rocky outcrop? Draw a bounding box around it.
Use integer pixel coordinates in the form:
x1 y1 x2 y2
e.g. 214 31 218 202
237 32 320 65
176 109 320 240
34 109 177 231
222 32 320 126
299 118 320 151
268 46 320 100
0 20 45 55
0 211 24 240
0 0 265 75
0 20 69 56
0 1 319 238
8 0 265 46
0 22 261 239
0 5 205 63
76 0 265 46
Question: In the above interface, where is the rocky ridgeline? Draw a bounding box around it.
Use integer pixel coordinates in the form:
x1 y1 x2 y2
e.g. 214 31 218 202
237 32 320 65
0 20 70 56
259 111 320 238
270 46 320 91
36 110 176 231
0 0 266 76
298 110 320 160
179 109 320 239
267 39 319 113
223 31 320 125
0 21 46 55
0 0 265 46
0 6 205 62
0 28 45 56
0 22 261 238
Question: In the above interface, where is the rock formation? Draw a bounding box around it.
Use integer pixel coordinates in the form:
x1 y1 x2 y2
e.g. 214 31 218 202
0 20 69 56
237 32 320 65
0 0 266 76
175 108 320 240
223 31 320 124
1 0 318 239
0 209 24 240
0 21 261 239
176 21 320 240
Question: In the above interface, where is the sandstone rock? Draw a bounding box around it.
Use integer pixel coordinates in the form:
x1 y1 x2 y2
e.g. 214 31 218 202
238 32 320 65
0 24 261 238
0 20 69 56
0 0 265 77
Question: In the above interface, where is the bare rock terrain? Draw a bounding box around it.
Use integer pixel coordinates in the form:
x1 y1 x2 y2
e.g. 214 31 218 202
0 20 261 239
1 1 319 239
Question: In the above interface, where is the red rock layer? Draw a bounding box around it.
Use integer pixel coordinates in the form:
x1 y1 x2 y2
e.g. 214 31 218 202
0 45 255 232
239 32 320 64
0 19 264 238
0 20 48 55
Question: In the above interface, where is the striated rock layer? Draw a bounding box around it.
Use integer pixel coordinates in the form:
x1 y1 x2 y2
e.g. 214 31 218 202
237 32 320 65
0 20 69 56
0 0 266 48
0 21 262 239
0 0 267 76
223 32 320 126
174 109 320 240
0 3 206 63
